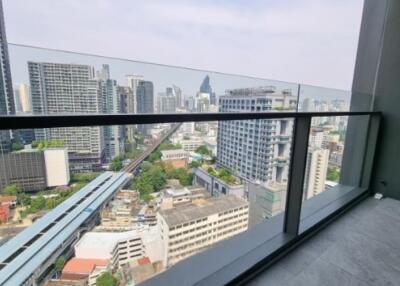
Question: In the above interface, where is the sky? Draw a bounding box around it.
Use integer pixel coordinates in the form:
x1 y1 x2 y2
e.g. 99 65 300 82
3 0 364 91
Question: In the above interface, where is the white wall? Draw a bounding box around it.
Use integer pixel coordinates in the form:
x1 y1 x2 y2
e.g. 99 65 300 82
44 149 70 187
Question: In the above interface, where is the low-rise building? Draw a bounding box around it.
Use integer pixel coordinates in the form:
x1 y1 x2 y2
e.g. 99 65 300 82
158 195 249 266
0 148 70 192
193 167 245 198
161 149 189 168
99 190 139 231
160 186 209 210
246 181 287 226
74 226 163 269
61 258 109 286
172 137 204 152
0 195 17 208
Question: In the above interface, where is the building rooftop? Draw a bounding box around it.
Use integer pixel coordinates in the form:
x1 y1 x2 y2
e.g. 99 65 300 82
161 149 187 156
159 195 248 227
62 258 109 275
75 226 158 260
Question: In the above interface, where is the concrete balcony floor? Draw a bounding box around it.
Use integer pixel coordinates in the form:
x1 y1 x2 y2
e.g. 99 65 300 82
247 197 400 286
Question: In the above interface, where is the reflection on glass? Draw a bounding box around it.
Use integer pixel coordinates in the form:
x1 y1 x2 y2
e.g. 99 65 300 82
0 44 352 285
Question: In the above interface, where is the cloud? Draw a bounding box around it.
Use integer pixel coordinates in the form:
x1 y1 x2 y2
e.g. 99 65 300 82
3 0 363 90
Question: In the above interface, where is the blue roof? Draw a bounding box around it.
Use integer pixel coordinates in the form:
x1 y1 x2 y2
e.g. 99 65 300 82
0 172 130 286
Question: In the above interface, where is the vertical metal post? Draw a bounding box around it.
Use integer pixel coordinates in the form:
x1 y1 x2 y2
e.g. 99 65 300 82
284 116 311 235
360 114 381 189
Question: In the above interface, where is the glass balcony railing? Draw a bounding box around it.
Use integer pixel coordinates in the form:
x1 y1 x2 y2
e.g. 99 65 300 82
0 45 379 286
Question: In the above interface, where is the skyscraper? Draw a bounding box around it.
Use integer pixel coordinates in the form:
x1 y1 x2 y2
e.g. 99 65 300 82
0 0 15 154
199 75 216 105
172 85 183 108
126 74 144 113
29 62 105 172
98 65 124 160
217 87 297 182
136 81 154 114
158 87 176 114
14 83 31 113
136 81 154 135
199 75 212 94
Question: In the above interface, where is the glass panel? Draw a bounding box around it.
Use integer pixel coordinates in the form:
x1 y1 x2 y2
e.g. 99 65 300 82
0 116 293 284
299 115 370 228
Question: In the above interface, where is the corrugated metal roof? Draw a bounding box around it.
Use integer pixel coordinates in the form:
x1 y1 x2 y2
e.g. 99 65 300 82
0 172 130 286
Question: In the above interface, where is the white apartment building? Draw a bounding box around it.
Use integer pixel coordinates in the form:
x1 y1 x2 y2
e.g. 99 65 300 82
172 137 204 152
161 149 189 161
158 195 249 267
304 147 330 199
28 62 106 172
74 226 163 269
217 86 296 182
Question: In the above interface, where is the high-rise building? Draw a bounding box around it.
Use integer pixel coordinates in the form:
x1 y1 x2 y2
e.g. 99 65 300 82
118 86 136 142
217 87 297 182
303 147 330 200
199 75 216 105
0 0 15 154
97 65 124 160
172 85 183 108
136 81 154 134
14 83 31 113
199 75 212 94
28 62 105 172
136 81 154 114
126 74 144 113
157 87 176 114
195 92 210 112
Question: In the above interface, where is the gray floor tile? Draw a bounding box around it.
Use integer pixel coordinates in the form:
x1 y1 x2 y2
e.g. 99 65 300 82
319 229 400 285
247 264 294 286
287 258 373 286
247 198 400 286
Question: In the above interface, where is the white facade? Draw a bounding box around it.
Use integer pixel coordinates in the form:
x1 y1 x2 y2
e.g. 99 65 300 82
44 149 70 187
158 195 249 266
161 149 189 161
75 226 163 268
126 74 144 113
14 83 31 113
217 87 296 183
304 147 330 199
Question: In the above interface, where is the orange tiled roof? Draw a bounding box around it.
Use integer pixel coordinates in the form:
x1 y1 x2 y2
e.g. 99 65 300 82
0 196 17 203
62 258 109 274
138 256 151 265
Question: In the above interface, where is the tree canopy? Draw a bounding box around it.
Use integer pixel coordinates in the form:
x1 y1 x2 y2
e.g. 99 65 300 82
96 272 118 286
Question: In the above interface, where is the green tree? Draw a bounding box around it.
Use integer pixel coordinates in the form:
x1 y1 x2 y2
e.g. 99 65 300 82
96 272 117 286
327 168 340 182
3 184 21 196
55 256 66 273
31 196 46 211
110 156 124 171
18 192 31 206
195 145 211 156
11 142 24 151
45 198 58 209
189 161 202 168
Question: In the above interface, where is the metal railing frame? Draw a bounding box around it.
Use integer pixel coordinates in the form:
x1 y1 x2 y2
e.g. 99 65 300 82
0 111 381 237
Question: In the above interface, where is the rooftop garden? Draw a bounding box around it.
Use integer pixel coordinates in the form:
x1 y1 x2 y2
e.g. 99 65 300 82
206 166 237 185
